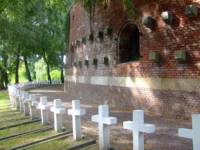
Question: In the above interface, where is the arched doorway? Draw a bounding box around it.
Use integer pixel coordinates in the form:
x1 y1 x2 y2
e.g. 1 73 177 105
118 23 140 63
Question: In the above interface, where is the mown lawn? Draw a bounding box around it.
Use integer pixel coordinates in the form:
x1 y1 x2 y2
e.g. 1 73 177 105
0 122 48 137
29 136 93 150
0 91 9 106
0 129 57 149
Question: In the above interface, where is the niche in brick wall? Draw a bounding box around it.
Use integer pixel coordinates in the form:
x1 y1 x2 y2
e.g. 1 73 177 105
118 23 140 63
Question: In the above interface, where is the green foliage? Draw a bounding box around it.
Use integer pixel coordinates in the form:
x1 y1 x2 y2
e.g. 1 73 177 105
122 0 135 17
34 58 47 81
50 70 60 80
0 0 70 87
10 63 28 84
76 0 135 17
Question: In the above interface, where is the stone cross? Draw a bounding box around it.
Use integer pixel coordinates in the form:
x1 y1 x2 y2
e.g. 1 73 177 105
123 110 156 150
28 95 39 120
37 96 49 125
50 99 66 132
68 100 86 140
91 105 117 150
14 88 20 110
178 114 200 150
23 92 29 116
19 91 24 113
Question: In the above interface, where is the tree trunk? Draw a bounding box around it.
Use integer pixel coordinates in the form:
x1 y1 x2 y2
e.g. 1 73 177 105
4 71 8 88
60 51 64 84
0 69 5 89
23 55 32 82
42 51 52 84
2 55 8 88
15 49 20 84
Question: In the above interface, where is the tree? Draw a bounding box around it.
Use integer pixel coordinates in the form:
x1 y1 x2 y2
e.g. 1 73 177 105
0 0 70 88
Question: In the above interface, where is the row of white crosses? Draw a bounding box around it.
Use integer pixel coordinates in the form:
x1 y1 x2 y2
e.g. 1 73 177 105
8 84 200 150
91 105 156 150
11 87 86 140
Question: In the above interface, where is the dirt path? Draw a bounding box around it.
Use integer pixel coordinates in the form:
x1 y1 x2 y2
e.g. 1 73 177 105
29 85 192 150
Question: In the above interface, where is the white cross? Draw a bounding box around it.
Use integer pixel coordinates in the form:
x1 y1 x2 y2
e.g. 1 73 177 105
14 88 21 111
23 92 31 116
28 94 39 120
8 85 16 107
91 105 117 150
68 100 86 140
50 99 66 132
178 114 200 150
123 110 156 150
37 96 49 125
19 91 25 113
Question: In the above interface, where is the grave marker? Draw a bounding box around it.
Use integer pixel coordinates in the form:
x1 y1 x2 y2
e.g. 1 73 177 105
123 110 156 150
37 96 49 125
28 95 39 120
23 92 30 116
68 100 86 140
91 105 117 150
178 114 200 150
50 99 66 132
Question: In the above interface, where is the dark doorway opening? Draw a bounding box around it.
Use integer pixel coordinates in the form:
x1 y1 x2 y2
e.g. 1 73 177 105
118 24 140 63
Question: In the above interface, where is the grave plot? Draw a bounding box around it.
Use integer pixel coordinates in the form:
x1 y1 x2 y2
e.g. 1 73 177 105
0 106 13 111
0 112 37 129
0 112 22 121
0 108 30 122
0 115 29 123
0 122 48 138
0 110 21 118
80 145 98 150
28 135 96 150
0 128 62 149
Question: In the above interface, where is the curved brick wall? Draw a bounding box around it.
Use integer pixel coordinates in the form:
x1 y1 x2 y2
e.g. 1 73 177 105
65 0 200 120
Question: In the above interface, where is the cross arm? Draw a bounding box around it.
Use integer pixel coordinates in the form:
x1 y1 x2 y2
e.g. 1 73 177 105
104 117 117 125
123 121 155 133
68 109 86 116
50 107 66 114
178 128 193 139
37 104 49 110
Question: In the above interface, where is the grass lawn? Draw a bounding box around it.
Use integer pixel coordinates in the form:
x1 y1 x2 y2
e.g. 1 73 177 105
81 145 98 150
0 113 28 122
0 117 32 128
0 91 10 106
0 122 47 137
0 129 57 149
29 136 94 150
29 136 72 150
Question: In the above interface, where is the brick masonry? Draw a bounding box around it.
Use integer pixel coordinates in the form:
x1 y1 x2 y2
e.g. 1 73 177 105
65 0 200 120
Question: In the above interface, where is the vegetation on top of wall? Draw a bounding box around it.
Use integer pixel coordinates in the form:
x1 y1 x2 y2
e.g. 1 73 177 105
75 0 136 34
76 0 135 17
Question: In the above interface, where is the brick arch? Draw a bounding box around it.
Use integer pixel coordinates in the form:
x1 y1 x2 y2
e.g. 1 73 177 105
117 22 140 64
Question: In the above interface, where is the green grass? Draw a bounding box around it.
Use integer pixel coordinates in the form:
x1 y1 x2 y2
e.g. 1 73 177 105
29 136 72 150
0 110 19 116
0 122 46 137
29 136 90 150
0 129 57 149
0 114 28 122
0 91 9 106
0 117 32 128
81 145 98 150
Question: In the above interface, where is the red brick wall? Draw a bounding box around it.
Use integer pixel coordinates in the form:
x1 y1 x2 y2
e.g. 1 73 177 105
68 0 200 78
65 0 200 119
